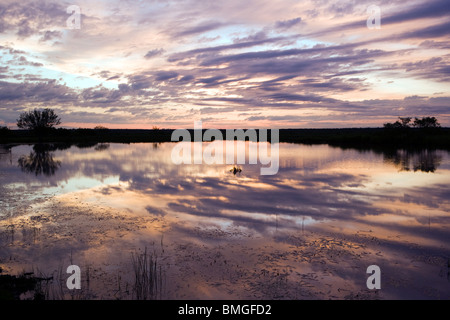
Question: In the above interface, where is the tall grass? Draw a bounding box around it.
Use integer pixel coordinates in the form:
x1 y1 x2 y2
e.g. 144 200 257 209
34 264 91 300
131 247 162 300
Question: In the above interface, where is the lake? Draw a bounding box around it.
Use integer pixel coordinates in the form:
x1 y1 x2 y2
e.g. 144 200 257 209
0 142 449 299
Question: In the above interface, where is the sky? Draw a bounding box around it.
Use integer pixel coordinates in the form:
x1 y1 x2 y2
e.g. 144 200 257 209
0 0 449 129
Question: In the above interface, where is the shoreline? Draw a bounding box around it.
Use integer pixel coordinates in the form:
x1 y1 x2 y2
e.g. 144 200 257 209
1 128 450 150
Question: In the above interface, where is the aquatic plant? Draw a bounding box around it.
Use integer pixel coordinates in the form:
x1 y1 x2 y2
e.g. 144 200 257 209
229 165 242 175
131 247 161 300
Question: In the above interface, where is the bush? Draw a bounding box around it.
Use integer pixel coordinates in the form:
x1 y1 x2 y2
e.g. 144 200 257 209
93 125 109 130
17 109 61 132
383 117 412 129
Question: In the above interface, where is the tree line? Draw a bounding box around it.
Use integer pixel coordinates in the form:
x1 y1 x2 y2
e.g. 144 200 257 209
383 116 441 129
0 109 445 133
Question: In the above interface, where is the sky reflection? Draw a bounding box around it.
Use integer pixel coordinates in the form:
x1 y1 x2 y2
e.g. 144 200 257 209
0 142 449 299
1 143 449 237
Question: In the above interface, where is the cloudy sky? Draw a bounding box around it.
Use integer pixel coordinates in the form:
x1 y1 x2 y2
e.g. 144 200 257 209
0 0 449 129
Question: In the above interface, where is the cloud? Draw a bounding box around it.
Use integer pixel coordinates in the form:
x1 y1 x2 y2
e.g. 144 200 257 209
298 77 367 92
128 74 153 90
167 35 294 62
382 0 450 24
14 56 43 67
265 93 337 103
274 17 302 30
308 0 450 40
0 0 448 128
39 30 62 42
395 20 450 39
172 21 226 38
154 71 179 81
0 1 67 38
178 75 195 83
0 80 77 103
196 42 371 67
144 48 165 59
196 75 227 84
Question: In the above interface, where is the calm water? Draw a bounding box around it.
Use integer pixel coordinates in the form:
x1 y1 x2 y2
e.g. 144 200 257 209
0 142 449 299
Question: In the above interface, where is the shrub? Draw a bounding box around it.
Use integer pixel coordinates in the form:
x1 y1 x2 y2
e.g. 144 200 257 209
93 125 109 130
17 109 61 132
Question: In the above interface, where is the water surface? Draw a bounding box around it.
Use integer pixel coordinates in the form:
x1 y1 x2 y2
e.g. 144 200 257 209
0 142 449 299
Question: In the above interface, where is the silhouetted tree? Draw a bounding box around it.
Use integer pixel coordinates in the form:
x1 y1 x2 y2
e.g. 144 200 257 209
413 117 441 129
383 117 412 129
17 108 61 133
384 116 441 130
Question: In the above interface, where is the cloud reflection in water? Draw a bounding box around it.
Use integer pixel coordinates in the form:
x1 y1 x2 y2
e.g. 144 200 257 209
0 142 449 299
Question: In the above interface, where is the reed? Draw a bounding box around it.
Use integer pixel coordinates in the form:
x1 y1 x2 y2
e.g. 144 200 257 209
131 247 161 300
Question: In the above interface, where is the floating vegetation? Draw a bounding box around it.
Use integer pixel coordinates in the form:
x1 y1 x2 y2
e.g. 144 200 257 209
229 165 242 175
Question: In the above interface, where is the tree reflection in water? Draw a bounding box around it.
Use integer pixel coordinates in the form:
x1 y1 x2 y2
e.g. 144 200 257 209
383 149 442 173
94 143 110 151
0 145 12 165
18 144 63 176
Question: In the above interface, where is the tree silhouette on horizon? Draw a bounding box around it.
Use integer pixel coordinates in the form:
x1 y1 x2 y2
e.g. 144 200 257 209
16 108 61 133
